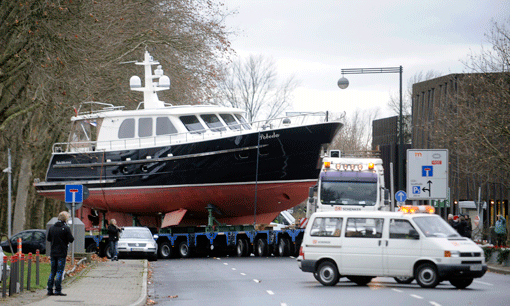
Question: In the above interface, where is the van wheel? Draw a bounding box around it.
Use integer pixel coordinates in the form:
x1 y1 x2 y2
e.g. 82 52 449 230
394 276 414 284
449 278 473 289
278 238 290 257
316 261 340 286
158 241 173 259
256 238 268 257
313 272 320 281
415 263 439 288
179 241 192 258
348 276 373 286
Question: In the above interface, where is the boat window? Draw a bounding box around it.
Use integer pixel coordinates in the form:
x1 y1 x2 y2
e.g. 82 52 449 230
219 114 241 130
234 114 252 130
118 118 135 139
180 115 205 134
138 118 153 137
200 114 226 132
69 119 102 142
156 117 178 135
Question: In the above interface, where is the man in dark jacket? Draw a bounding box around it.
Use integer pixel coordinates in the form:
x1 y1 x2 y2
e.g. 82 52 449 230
47 211 74 296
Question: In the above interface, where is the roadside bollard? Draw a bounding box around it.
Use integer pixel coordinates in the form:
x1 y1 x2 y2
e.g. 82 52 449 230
27 253 32 291
36 249 40 286
2 256 7 298
19 254 24 293
17 237 22 255
9 255 16 296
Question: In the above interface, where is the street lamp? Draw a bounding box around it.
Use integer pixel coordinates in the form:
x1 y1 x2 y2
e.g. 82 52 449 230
337 66 404 191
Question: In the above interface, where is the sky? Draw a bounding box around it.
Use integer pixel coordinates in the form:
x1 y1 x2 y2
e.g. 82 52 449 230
221 0 510 119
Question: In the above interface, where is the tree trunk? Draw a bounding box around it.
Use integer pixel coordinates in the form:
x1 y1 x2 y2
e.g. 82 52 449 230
12 153 32 234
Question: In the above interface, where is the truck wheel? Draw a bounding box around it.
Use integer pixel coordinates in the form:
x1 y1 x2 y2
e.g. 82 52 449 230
256 238 268 257
348 276 373 286
316 261 340 286
278 238 290 257
415 263 439 288
179 241 192 258
449 278 473 289
394 276 414 284
158 241 173 259
236 238 247 257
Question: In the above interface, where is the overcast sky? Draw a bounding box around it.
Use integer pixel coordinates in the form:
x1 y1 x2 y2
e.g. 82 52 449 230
221 0 510 118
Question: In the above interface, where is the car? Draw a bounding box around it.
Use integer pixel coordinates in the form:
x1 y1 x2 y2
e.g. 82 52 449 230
0 229 46 255
109 227 158 261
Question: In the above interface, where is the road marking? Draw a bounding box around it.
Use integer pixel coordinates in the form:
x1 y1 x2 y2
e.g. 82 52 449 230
223 263 228 265
410 294 423 299
474 280 493 286
240 273 246 276
281 303 288 306
430 301 442 306
216 257 221 260
266 290 275 295
232 268 236 271
253 279 261 283
392 289 403 293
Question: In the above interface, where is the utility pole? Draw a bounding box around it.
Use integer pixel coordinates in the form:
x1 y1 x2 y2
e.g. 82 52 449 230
3 148 12 237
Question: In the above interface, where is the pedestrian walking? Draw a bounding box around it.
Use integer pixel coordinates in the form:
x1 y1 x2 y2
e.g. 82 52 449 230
47 211 74 296
456 216 468 237
447 214 454 227
495 215 507 247
464 214 472 239
108 219 123 261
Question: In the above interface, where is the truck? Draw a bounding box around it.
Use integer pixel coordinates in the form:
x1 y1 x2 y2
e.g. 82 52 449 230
306 149 391 217
84 208 305 260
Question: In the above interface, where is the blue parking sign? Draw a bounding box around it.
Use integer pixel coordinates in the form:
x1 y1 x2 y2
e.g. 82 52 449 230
412 186 421 194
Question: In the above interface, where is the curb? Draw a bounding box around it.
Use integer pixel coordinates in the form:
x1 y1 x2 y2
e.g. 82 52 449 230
488 265 510 275
129 260 148 306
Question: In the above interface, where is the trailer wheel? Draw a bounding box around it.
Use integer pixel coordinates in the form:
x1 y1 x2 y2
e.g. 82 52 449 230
236 238 247 257
278 238 290 257
316 261 340 286
86 243 99 254
179 241 192 258
256 238 268 257
158 241 173 259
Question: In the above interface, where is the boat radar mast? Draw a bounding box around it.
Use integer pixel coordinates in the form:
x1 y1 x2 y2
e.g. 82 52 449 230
129 51 171 109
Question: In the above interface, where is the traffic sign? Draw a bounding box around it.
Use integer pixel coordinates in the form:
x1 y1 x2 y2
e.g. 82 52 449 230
65 185 83 203
395 190 407 203
407 149 448 200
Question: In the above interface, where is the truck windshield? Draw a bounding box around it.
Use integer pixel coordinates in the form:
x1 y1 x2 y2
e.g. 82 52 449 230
320 181 377 206
413 216 461 238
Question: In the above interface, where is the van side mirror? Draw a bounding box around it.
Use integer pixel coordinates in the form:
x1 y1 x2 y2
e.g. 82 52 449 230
408 229 420 239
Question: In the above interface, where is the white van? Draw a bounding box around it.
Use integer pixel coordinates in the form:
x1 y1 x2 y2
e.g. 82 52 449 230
297 208 487 289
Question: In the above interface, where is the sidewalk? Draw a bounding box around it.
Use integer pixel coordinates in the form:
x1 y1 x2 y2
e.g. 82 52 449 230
487 263 510 275
2 259 147 306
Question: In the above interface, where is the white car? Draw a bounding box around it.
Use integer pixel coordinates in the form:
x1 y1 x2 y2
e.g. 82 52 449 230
298 207 487 289
110 227 158 261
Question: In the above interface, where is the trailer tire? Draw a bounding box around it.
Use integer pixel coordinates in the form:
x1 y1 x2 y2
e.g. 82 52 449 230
256 238 268 257
158 241 173 259
86 243 99 254
179 241 192 258
236 238 247 257
278 238 290 257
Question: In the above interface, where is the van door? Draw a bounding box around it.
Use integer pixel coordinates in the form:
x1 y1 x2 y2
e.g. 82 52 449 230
383 218 421 276
342 217 385 276
306 217 343 268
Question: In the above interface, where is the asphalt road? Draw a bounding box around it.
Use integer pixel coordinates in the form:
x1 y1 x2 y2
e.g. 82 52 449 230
148 256 510 306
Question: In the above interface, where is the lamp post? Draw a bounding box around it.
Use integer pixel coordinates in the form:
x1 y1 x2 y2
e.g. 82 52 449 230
337 66 404 191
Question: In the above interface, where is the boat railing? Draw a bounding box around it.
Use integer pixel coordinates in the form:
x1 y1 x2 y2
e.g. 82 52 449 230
77 101 125 115
52 112 332 153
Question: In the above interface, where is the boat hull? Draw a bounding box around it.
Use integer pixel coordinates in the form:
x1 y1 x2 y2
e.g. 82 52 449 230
35 122 341 226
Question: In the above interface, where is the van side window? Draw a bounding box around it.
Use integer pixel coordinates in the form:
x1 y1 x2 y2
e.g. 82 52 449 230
310 217 343 237
390 219 417 239
345 218 384 238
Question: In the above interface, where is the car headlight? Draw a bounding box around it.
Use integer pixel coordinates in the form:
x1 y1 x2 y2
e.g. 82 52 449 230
445 250 460 257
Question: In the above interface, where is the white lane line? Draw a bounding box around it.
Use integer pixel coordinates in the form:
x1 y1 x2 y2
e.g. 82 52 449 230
223 263 228 265
232 268 236 271
392 289 403 293
430 301 442 306
240 273 246 276
266 290 275 295
410 294 423 299
253 279 261 283
281 303 288 306
216 257 221 260
474 280 493 286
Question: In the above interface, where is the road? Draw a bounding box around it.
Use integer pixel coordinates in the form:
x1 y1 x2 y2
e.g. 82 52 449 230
148 256 510 306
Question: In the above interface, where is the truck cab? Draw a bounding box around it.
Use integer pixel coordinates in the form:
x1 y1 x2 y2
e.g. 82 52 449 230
298 207 487 289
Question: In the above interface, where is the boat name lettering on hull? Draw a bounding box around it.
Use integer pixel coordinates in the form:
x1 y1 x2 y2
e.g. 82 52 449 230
259 132 280 140
56 161 71 165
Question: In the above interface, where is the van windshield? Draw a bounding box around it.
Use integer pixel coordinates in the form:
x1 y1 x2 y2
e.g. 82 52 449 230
413 216 461 238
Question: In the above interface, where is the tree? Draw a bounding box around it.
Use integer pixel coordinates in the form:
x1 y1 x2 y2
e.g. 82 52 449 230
214 54 298 121
329 108 379 153
0 0 233 233
434 19 510 188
